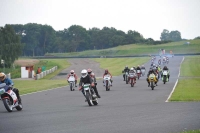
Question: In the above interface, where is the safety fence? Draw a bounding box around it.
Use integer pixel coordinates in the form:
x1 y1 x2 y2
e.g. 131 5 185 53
35 66 57 80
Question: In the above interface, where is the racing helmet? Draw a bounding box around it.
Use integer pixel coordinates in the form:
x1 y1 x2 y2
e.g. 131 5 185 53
0 73 6 81
87 68 92 75
70 70 74 74
81 69 87 78
105 69 108 74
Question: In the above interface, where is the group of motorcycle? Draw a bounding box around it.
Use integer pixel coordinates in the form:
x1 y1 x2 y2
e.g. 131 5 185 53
122 68 146 87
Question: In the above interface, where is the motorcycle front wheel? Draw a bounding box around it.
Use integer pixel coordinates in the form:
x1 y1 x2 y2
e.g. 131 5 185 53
106 81 110 91
92 99 98 105
163 76 166 84
150 81 154 90
126 76 128 84
85 92 93 106
70 83 73 91
131 79 134 87
3 98 13 112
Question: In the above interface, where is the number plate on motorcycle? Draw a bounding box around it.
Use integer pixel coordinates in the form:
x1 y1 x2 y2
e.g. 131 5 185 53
84 85 90 90
0 88 5 95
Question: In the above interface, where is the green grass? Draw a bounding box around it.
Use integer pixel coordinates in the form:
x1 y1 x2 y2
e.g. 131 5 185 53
180 56 200 77
46 39 200 57
13 79 67 95
170 56 200 101
93 57 150 76
170 79 200 101
179 130 200 133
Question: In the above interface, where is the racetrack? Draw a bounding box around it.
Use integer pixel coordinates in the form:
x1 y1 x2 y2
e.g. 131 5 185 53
0 56 200 133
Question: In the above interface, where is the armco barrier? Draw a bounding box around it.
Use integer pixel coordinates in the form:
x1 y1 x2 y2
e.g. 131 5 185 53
36 66 57 80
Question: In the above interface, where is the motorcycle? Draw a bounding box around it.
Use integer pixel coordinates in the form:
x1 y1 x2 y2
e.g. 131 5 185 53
158 59 161 65
128 73 136 87
141 69 145 76
148 74 156 90
136 70 141 79
166 58 169 64
0 83 22 112
68 75 75 91
103 74 112 91
162 70 168 84
162 58 166 65
83 84 98 106
123 71 129 84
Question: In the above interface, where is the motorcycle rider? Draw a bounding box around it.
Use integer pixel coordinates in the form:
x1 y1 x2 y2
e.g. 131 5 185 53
67 70 78 87
136 65 142 75
0 73 22 104
161 66 170 81
132 66 137 72
157 65 162 80
103 69 113 86
140 65 146 76
122 66 129 81
87 68 101 98
128 68 136 83
78 69 95 100
166 56 169 64
158 58 161 65
141 65 145 70
146 69 158 87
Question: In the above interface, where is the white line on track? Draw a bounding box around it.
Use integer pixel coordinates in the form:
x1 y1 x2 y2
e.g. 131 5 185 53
165 57 185 102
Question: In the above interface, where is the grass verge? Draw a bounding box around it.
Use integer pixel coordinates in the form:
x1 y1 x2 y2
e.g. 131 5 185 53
179 130 200 133
13 79 67 95
169 79 200 101
180 56 200 77
170 56 200 101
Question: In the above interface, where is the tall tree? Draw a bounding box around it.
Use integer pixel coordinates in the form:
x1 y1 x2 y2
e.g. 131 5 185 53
67 25 90 52
0 25 23 68
160 29 170 41
169 30 182 41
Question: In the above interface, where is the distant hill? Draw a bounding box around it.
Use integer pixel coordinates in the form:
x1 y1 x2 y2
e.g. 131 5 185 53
45 39 200 57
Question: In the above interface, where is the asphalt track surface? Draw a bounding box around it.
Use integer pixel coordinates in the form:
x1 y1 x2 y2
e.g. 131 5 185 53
0 56 200 133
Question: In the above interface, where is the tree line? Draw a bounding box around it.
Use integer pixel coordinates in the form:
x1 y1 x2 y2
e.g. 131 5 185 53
9 23 181 56
0 23 185 67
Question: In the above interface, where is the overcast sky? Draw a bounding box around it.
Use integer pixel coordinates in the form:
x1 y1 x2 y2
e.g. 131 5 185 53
0 0 200 40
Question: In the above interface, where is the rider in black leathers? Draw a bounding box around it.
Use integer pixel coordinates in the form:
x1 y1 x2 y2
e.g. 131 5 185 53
78 69 95 98
161 66 170 81
122 66 130 81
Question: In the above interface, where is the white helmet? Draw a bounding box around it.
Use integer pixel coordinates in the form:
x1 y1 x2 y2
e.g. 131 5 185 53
130 68 134 71
81 69 87 78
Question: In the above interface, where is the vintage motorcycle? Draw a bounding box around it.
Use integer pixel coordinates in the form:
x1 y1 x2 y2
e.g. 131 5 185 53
158 59 161 65
148 74 157 90
68 75 75 91
0 83 22 112
136 70 141 79
141 69 146 76
103 74 112 91
83 84 98 106
162 70 169 84
128 73 136 87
